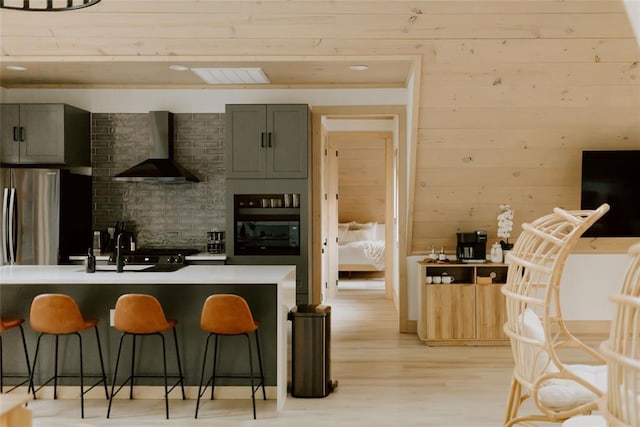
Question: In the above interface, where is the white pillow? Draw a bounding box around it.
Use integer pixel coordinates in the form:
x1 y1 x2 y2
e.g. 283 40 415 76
339 228 374 243
338 222 350 231
350 221 376 230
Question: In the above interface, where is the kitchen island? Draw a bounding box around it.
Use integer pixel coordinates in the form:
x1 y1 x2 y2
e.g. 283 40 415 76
0 265 295 410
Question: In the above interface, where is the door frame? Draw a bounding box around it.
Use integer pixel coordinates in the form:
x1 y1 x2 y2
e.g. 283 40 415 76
311 105 410 332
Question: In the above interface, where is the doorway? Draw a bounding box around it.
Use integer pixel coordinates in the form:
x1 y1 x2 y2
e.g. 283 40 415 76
327 130 394 299
311 106 410 332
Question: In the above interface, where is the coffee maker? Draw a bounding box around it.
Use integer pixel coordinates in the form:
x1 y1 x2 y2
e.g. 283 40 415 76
456 231 487 263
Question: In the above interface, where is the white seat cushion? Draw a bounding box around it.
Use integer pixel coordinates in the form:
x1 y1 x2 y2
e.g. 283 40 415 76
561 415 606 427
519 308 558 375
538 364 607 410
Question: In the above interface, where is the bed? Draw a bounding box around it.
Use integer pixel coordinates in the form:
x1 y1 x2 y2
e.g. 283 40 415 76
338 222 385 272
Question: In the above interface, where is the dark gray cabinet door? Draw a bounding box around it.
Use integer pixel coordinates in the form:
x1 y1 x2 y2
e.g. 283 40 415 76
266 104 308 179
225 105 267 178
19 104 65 164
0 104 90 166
225 104 308 179
0 104 20 163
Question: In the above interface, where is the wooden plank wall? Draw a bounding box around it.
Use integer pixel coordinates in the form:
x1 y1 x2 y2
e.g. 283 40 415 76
2 0 639 254
333 132 388 224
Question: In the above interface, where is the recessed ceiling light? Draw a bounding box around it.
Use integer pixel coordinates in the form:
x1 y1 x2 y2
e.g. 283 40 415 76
169 65 189 71
6 65 27 71
349 65 369 71
191 68 271 84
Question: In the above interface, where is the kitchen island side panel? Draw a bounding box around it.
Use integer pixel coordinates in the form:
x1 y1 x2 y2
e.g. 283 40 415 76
0 283 278 387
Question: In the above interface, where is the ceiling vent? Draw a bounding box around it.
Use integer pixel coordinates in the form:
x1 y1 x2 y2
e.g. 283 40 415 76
191 67 271 84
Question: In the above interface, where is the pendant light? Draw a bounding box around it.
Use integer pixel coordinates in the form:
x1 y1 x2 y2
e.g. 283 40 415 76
0 0 101 11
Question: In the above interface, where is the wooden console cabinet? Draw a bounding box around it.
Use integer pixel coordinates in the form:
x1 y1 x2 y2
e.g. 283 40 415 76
417 261 509 346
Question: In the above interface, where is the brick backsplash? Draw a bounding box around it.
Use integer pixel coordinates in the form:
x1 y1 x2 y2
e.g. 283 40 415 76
91 113 225 251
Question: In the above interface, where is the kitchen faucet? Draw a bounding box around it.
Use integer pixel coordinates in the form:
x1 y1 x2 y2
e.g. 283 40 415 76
115 233 125 272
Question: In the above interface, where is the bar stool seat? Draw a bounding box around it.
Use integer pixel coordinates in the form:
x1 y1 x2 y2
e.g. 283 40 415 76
0 318 33 395
29 294 109 418
195 294 266 419
107 293 185 420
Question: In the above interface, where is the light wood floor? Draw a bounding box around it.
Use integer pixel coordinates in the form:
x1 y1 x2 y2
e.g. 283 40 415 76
23 280 596 426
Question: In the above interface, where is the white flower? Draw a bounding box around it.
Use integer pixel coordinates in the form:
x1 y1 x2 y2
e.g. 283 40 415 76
497 204 514 240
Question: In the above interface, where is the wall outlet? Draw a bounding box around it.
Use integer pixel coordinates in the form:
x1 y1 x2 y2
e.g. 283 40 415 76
109 309 115 326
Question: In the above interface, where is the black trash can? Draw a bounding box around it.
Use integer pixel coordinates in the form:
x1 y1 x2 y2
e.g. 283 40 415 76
288 304 336 398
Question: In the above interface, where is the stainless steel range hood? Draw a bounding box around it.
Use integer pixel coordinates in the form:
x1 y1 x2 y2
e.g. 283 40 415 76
113 111 199 183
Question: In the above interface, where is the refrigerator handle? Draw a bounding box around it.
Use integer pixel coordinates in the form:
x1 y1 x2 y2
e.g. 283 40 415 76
1 189 9 264
7 188 16 264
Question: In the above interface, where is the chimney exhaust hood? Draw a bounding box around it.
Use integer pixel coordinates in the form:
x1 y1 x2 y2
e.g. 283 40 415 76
113 111 199 183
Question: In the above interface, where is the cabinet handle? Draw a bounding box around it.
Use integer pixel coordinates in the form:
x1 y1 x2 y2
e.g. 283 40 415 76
19 127 25 141
12 127 19 141
260 132 265 148
267 132 272 148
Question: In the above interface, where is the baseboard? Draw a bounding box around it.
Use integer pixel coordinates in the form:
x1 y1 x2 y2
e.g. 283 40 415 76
19 385 277 400
405 320 417 334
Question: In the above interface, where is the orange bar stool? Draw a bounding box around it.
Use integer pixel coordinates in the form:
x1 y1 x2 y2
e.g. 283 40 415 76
107 293 185 419
0 318 33 395
195 294 266 419
29 294 109 418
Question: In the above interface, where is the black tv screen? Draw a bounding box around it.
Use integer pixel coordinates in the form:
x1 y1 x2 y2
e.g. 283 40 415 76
581 150 640 237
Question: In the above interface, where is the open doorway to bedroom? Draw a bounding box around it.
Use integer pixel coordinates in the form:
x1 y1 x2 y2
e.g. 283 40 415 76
328 130 393 297
311 106 408 333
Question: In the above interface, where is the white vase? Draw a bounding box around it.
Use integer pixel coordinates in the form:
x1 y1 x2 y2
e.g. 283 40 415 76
490 243 503 263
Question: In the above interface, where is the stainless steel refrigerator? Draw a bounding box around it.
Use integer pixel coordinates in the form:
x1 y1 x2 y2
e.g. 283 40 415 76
1 168 92 265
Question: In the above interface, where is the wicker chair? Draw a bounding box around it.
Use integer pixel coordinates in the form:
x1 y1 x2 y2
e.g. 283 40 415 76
563 241 640 427
502 203 610 426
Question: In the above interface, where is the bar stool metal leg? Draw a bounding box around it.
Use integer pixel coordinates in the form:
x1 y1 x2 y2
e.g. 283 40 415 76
93 326 109 399
255 329 266 400
172 328 186 400
211 334 219 400
245 333 256 419
195 333 212 419
107 333 126 419
129 335 136 400
1 323 34 395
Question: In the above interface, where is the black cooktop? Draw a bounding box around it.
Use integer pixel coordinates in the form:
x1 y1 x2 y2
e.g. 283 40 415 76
112 248 200 266
135 248 199 256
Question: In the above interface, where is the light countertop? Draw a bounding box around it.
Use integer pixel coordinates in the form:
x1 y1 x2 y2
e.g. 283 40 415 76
0 264 294 286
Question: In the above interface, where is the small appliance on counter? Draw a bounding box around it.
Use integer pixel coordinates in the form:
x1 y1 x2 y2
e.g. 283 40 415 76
456 230 487 263
207 230 225 254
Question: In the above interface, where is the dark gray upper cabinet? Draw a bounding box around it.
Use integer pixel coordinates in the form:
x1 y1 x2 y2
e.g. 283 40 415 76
225 104 308 179
1 103 91 166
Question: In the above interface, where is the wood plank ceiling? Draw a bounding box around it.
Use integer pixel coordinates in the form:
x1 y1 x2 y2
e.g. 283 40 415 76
1 1 639 253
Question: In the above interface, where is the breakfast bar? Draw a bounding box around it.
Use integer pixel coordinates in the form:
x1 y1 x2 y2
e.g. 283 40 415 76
0 264 296 410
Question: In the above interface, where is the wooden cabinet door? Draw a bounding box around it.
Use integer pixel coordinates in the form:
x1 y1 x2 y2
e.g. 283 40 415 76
225 104 267 178
476 283 508 340
425 284 476 340
0 104 20 163
266 104 307 178
19 104 65 164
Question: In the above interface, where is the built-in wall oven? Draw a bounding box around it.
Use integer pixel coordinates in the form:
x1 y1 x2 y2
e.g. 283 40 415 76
234 194 301 255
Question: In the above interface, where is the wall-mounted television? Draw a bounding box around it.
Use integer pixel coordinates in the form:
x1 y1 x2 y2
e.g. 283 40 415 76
581 150 640 237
